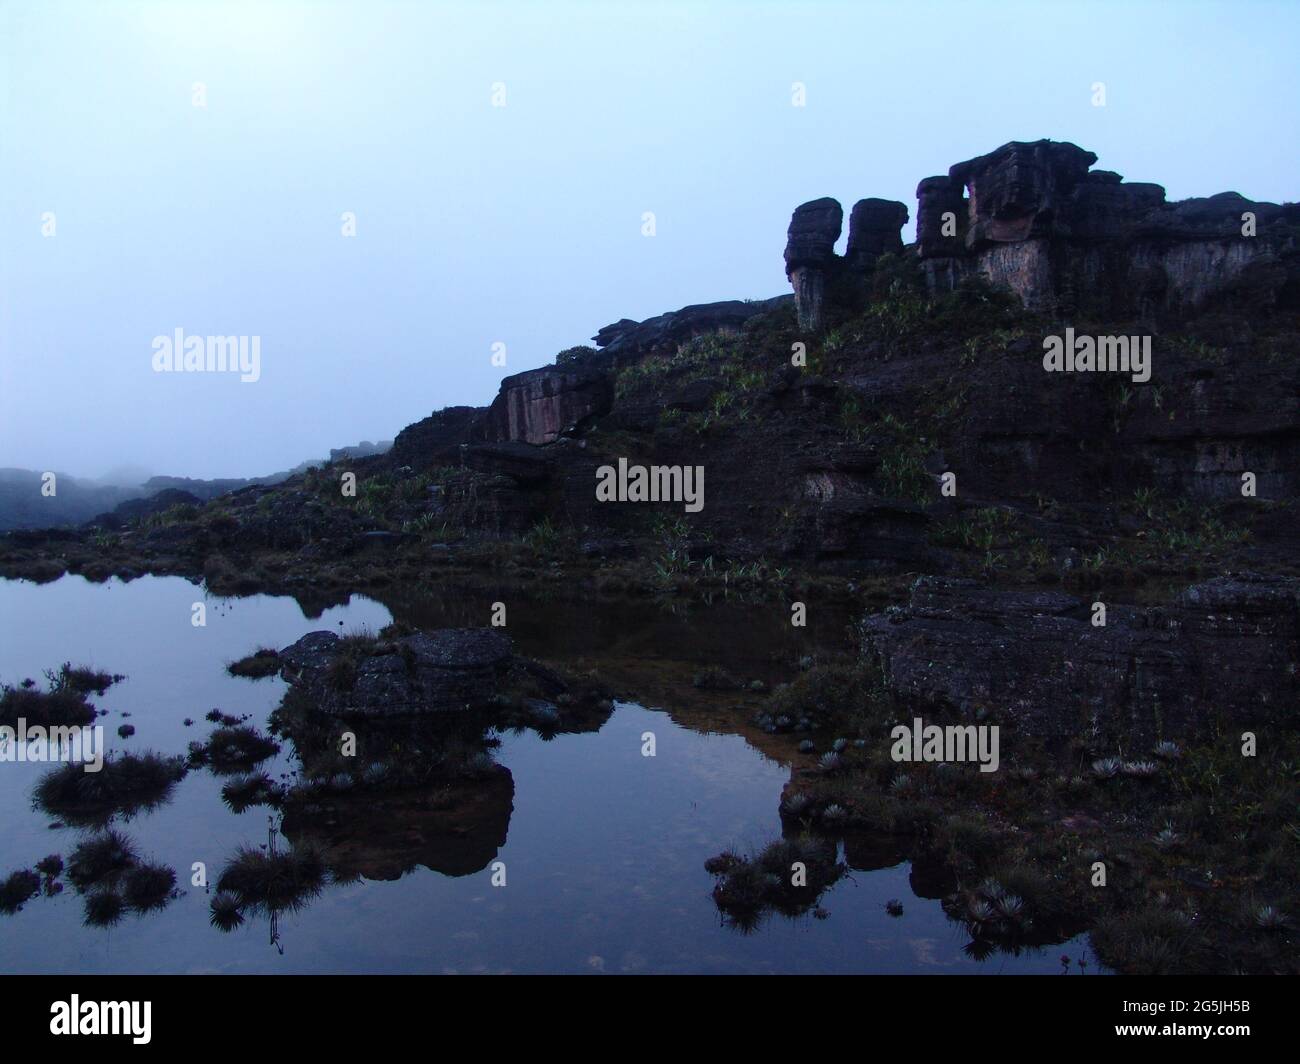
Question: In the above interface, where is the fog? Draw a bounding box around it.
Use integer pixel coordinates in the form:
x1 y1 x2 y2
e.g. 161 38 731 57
2 0 1296 479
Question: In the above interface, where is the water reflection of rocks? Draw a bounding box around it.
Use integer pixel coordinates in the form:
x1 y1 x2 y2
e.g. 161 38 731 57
204 625 612 935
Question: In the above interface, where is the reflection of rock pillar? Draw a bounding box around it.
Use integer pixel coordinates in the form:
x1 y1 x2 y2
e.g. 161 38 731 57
784 197 843 332
845 198 909 271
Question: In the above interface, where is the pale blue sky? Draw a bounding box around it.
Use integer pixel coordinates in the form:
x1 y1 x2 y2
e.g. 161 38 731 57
2 0 1297 479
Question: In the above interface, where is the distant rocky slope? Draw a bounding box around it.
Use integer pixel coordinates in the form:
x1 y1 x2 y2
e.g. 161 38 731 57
0 440 392 532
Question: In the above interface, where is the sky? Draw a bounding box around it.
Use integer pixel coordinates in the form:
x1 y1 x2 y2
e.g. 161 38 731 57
2 0 1297 481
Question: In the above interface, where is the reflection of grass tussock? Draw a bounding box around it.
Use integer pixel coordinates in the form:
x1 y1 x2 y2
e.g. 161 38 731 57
221 772 279 812
209 890 245 931
121 863 176 912
34 751 187 825
189 725 280 773
227 648 281 679
67 831 176 923
0 682 96 728
67 830 138 891
83 890 127 927
0 869 42 914
48 663 124 695
216 844 328 915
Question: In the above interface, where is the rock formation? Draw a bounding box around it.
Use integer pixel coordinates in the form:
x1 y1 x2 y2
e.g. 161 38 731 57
861 574 1300 743
278 628 515 716
591 297 790 360
787 138 1299 325
846 197 910 271
483 364 613 445
784 197 845 331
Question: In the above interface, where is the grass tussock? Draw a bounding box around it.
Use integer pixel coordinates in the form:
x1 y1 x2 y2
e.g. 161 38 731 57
0 868 42 915
226 648 281 679
188 725 280 773
706 835 844 930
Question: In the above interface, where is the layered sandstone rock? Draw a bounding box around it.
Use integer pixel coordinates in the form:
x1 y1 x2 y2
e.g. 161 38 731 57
921 139 1300 316
861 574 1300 743
591 297 790 360
846 198 910 271
483 364 613 445
784 197 844 331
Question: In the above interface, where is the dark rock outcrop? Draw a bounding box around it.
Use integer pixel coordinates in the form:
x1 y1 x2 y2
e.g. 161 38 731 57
390 406 483 470
846 198 910 270
802 138 1299 320
784 198 844 331
279 628 514 717
862 574 1300 743
591 297 791 361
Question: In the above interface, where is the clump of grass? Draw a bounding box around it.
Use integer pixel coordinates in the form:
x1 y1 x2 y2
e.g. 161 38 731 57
216 844 327 915
226 648 281 679
1253 904 1289 931
766 660 888 734
33 750 187 826
706 835 844 927
67 830 139 892
0 868 42 914
692 665 741 691
189 725 279 773
1091 906 1201 975
1091 757 1122 779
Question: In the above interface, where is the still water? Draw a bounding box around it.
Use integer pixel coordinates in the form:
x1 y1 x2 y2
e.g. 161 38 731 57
0 575 1094 973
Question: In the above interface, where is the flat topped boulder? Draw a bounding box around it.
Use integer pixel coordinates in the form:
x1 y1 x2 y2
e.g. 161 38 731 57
279 628 514 717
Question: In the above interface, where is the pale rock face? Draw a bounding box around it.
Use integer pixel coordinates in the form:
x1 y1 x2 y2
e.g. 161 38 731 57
485 365 612 446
